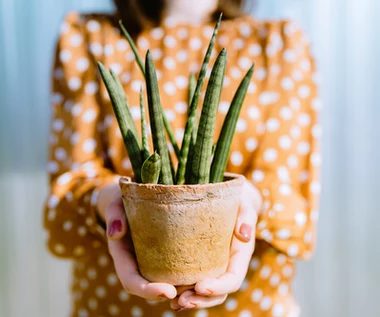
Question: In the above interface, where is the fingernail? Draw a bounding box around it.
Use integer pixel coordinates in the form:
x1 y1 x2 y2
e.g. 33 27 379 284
182 303 196 310
239 223 252 241
158 294 168 301
174 306 185 312
107 220 122 237
196 289 212 296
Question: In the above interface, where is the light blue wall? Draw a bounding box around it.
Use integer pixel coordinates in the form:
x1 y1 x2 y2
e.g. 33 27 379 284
0 0 113 173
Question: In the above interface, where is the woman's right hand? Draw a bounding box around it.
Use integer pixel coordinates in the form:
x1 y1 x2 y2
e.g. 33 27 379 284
98 184 177 301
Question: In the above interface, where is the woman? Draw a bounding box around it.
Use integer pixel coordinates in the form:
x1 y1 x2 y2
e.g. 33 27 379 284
44 0 321 316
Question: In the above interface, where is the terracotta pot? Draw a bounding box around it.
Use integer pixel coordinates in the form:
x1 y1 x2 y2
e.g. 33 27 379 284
119 173 245 285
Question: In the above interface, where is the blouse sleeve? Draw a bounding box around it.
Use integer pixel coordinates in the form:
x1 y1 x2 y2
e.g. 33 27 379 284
44 12 118 259
249 21 321 260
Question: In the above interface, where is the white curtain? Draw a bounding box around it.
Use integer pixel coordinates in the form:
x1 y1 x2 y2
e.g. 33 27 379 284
1 0 379 316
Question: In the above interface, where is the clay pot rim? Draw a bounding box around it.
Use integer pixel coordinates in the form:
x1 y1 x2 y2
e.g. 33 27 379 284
119 172 245 189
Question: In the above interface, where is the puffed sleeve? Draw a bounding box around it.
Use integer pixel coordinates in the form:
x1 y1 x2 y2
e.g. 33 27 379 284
249 21 321 260
44 12 118 259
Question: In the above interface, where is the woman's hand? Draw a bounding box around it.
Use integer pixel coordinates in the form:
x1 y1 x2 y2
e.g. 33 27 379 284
170 180 262 312
97 184 177 301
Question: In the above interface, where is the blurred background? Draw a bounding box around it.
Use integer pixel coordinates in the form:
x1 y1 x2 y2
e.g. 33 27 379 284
1 0 379 316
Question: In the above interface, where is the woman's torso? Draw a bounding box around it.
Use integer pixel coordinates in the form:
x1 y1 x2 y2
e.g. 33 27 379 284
56 11 314 317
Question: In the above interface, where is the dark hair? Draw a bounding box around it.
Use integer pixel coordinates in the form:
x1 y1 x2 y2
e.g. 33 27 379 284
113 0 248 37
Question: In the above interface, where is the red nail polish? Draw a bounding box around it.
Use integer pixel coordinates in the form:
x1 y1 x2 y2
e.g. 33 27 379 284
239 223 252 241
108 220 122 237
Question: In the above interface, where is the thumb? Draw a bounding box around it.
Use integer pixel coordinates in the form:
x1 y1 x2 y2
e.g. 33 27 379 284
105 195 128 240
234 181 261 243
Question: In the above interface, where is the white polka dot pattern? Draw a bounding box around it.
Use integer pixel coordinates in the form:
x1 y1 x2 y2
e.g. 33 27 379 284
44 12 320 317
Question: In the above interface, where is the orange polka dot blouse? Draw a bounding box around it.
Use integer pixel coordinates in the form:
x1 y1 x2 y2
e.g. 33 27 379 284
44 11 321 317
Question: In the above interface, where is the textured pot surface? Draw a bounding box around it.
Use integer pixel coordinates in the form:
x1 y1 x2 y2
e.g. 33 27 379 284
119 173 245 285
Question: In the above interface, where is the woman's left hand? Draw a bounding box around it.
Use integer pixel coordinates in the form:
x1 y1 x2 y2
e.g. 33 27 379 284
170 180 262 312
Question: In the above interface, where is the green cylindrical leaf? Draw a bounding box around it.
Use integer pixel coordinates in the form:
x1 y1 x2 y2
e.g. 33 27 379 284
145 51 173 185
189 48 227 184
176 13 223 185
168 150 176 180
120 20 181 163
119 20 145 75
185 136 195 182
98 62 142 182
188 72 198 142
110 70 140 145
188 72 196 106
186 73 198 182
162 113 181 160
210 64 255 183
186 73 199 179
212 143 217 155
140 87 150 161
141 152 161 184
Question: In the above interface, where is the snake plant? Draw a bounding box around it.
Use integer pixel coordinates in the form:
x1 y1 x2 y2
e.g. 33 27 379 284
98 14 255 185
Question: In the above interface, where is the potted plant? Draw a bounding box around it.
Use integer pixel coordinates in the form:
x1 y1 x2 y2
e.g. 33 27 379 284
98 14 255 285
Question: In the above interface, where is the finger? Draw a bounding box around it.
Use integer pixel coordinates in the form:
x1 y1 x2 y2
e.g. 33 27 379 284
176 285 195 296
234 182 259 243
195 237 255 296
170 291 195 311
170 297 182 311
172 290 227 311
244 180 263 211
234 221 253 243
105 196 127 240
109 238 177 300
170 287 194 311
